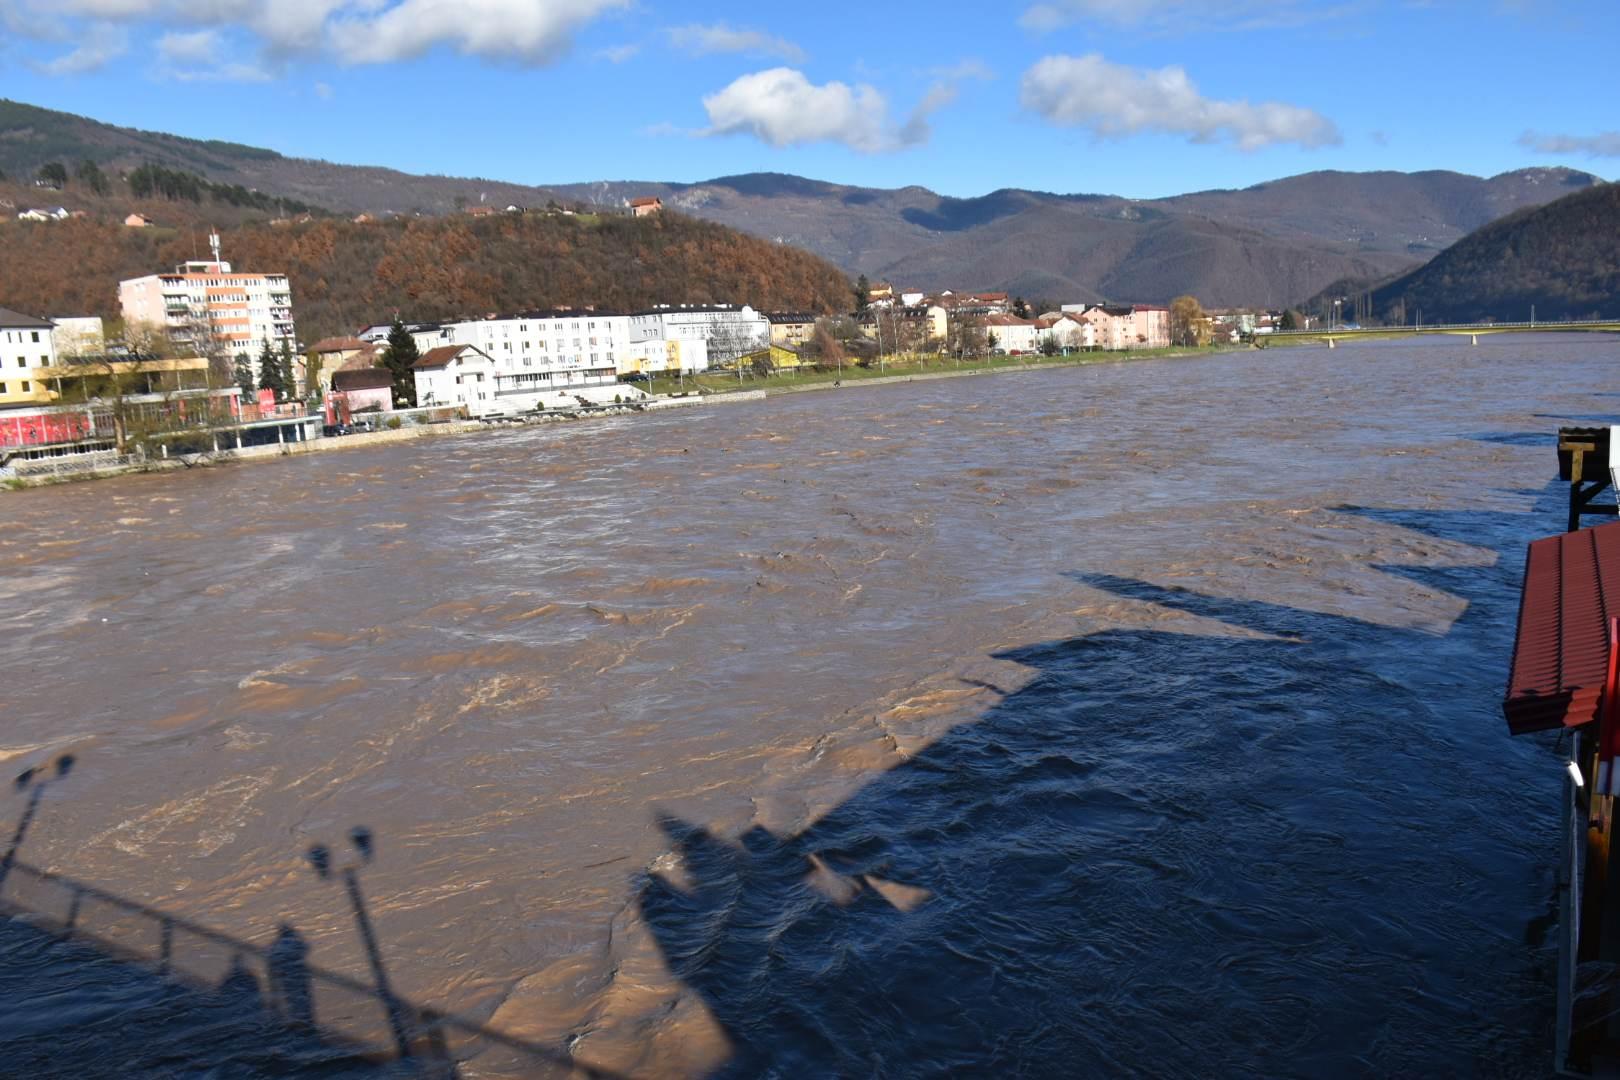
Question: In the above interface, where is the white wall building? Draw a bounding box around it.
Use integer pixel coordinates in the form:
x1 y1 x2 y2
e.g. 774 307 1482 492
628 304 768 369
1 306 56 409
413 345 499 415
411 310 625 414
50 316 105 358
981 315 1041 353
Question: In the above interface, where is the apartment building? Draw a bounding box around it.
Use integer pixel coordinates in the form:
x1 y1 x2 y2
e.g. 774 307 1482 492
0 306 56 408
118 236 295 375
411 310 626 414
628 304 767 367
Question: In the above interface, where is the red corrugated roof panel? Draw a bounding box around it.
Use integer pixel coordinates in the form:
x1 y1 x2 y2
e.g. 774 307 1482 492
1504 521 1620 734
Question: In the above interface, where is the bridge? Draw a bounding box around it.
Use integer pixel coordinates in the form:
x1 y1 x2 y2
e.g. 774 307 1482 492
1259 318 1620 347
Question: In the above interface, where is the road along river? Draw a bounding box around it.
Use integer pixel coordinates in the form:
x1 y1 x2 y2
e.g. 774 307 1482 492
1 335 1612 1076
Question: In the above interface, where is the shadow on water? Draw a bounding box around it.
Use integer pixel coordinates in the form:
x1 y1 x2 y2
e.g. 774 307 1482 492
0 773 624 1079
637 495 1570 1077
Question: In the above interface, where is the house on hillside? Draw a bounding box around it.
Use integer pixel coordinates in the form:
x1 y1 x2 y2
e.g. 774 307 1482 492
465 206 497 218
124 213 152 228
629 196 663 217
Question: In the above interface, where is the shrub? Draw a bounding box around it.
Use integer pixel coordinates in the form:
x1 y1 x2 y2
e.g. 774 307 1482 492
385 416 402 430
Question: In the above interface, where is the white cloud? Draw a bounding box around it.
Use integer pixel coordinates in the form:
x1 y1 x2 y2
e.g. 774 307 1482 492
595 42 638 63
34 23 128 73
8 0 626 72
1518 130 1620 158
1020 53 1341 150
329 0 626 63
702 68 896 152
313 79 333 97
158 27 220 62
1020 0 1359 32
667 22 805 63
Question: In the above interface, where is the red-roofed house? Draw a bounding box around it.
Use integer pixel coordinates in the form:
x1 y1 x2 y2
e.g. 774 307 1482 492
413 344 496 415
629 196 663 217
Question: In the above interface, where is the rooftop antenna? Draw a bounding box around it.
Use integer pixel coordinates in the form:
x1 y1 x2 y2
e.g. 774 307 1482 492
209 229 222 265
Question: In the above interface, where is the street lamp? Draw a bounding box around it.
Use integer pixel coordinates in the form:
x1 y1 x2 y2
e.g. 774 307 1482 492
1332 298 1343 331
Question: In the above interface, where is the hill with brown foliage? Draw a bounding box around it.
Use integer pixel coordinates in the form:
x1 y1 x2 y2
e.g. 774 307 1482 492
0 204 854 343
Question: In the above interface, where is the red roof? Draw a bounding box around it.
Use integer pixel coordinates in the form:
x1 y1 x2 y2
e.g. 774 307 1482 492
1503 521 1620 734
629 196 662 207
310 336 366 354
414 345 464 369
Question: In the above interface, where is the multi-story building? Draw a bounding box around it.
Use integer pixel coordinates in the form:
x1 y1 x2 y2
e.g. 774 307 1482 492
118 235 295 378
766 312 818 348
0 306 56 408
629 304 767 368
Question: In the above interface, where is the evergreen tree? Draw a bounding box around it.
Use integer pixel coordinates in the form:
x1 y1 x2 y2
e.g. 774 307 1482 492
279 339 298 399
853 274 871 315
232 352 255 400
380 318 419 408
1012 296 1030 319
74 159 109 195
257 339 284 399
36 162 67 187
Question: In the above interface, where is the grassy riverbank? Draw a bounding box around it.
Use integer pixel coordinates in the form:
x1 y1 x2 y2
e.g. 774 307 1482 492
643 345 1240 397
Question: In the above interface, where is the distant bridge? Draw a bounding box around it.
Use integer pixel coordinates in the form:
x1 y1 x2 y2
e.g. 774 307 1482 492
1261 319 1620 346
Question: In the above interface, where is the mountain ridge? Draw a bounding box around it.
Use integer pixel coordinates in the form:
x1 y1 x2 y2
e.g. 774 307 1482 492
0 97 1606 308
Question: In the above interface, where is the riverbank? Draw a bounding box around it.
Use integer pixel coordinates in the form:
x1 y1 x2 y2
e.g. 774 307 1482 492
645 344 1239 398
0 345 1234 490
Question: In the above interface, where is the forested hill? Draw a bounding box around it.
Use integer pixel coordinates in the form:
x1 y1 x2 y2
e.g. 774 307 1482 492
1367 182 1620 324
0 208 854 342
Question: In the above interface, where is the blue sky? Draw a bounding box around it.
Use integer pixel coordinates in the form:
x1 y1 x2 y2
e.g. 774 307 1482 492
1 0 1616 199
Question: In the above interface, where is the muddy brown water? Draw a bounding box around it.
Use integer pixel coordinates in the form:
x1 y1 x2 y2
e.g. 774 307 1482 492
1 336 1614 1076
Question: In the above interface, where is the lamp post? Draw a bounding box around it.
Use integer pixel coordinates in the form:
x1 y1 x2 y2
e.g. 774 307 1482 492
1332 298 1343 331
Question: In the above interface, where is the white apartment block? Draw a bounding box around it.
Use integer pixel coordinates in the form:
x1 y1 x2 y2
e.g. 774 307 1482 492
0 306 56 408
628 304 768 367
119 243 295 376
411 310 624 415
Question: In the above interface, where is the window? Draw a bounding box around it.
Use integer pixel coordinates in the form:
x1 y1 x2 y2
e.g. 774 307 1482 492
16 357 24 368
19 381 29 392
0 383 7 394
30 331 39 342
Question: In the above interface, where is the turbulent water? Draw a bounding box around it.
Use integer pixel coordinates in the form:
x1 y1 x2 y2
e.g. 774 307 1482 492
0 336 1612 1077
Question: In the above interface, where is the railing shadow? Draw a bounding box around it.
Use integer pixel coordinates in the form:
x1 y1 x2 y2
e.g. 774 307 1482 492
634 494 1569 1076
0 806 626 1079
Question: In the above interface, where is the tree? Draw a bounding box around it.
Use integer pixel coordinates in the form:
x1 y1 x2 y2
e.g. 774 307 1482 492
380 318 420 407
986 331 999 353
74 159 109 196
1039 333 1061 357
36 162 67 187
808 320 845 374
1280 309 1301 331
1012 296 1030 319
853 274 871 315
257 338 286 399
1169 295 1209 347
279 339 298 399
233 352 255 400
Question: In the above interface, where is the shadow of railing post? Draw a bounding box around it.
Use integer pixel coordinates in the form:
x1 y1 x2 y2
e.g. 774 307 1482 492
0 754 74 896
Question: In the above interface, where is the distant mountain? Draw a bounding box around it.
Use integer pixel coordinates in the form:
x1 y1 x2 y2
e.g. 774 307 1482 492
1363 182 1620 324
551 168 1602 308
0 97 1605 309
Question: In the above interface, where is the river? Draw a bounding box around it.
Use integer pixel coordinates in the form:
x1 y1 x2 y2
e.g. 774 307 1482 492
0 335 1610 1076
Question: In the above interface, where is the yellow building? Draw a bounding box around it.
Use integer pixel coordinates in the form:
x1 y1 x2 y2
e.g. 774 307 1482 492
734 344 805 372
766 313 817 348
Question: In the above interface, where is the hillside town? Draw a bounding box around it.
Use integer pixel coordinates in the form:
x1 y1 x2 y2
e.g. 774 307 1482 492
0 236 1282 473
